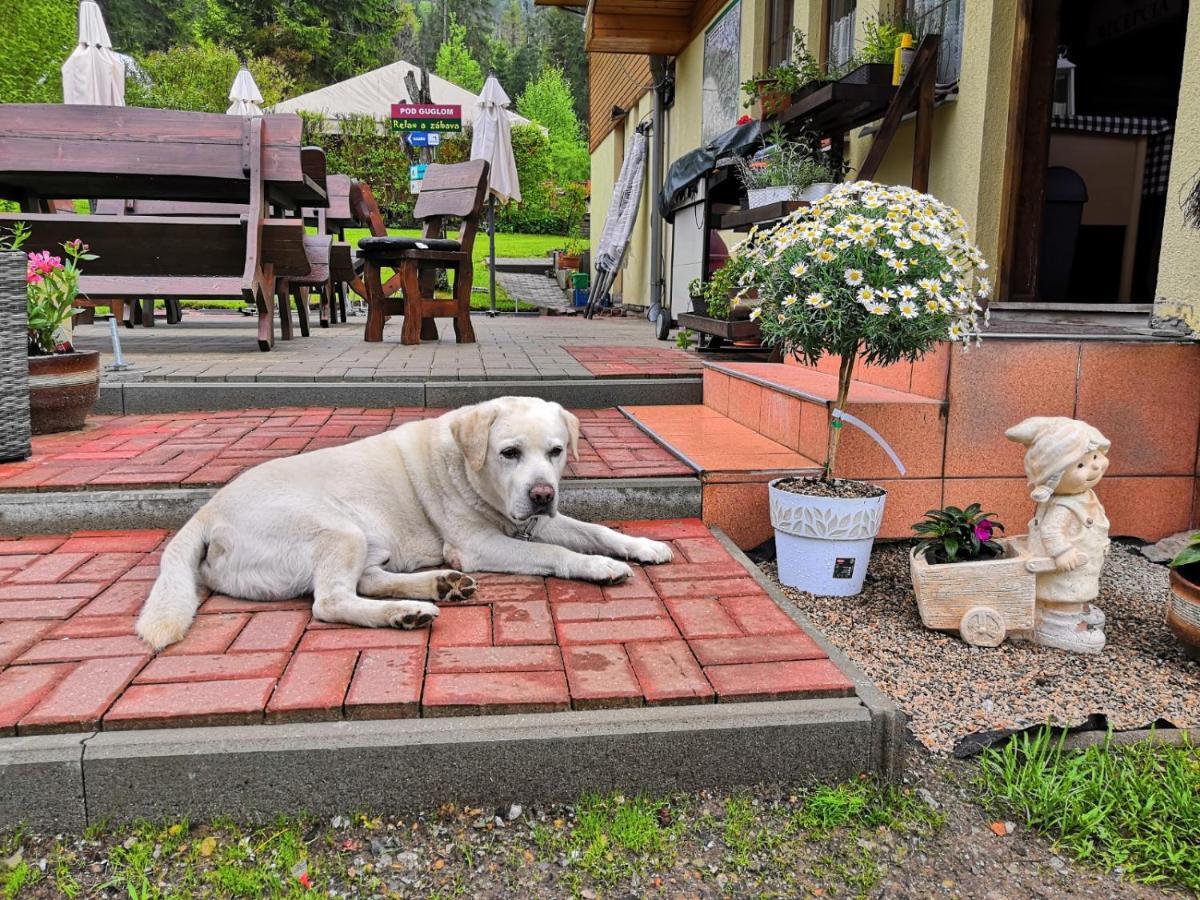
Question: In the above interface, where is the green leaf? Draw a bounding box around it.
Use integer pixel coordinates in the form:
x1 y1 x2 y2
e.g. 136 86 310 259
944 536 958 561
1170 546 1200 568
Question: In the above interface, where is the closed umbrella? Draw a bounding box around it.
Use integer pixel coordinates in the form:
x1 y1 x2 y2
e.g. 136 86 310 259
227 65 264 117
61 0 125 106
470 75 521 314
588 125 648 318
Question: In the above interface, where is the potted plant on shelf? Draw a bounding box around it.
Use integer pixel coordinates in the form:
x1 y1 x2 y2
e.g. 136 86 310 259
2 224 101 434
742 29 828 117
909 505 1043 647
735 181 990 596
838 16 918 85
734 126 841 208
1167 533 1200 660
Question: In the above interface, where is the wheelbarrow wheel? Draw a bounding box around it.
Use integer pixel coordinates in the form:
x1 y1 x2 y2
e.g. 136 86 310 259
960 606 1006 647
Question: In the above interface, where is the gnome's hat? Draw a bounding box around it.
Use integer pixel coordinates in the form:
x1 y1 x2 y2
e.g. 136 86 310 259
1005 416 1111 502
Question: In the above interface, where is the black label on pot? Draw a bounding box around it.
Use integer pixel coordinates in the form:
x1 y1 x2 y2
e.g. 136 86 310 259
833 558 856 579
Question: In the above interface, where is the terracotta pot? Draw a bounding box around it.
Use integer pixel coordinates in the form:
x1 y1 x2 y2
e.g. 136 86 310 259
558 254 581 271
1167 567 1200 661
27 351 100 434
759 89 790 118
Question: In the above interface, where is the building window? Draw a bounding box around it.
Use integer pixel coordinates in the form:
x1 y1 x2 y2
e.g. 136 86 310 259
908 0 965 88
767 0 795 68
828 0 857 72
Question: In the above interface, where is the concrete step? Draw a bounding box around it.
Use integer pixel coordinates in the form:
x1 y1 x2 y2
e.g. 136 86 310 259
491 257 553 275
703 362 947 482
621 404 821 549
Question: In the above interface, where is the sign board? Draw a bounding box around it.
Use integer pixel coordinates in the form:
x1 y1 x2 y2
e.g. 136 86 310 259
409 164 428 181
390 103 463 134
406 131 441 147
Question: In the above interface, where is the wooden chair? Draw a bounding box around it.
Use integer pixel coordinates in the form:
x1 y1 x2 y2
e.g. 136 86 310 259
0 106 326 350
304 174 357 323
356 160 489 344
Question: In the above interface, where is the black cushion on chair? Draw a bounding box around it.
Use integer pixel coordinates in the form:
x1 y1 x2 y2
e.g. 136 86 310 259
357 236 461 257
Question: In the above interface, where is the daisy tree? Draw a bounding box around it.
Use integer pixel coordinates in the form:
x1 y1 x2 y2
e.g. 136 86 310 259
733 181 990 480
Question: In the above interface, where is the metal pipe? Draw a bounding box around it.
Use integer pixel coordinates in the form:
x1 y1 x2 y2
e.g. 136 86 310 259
648 54 667 324
105 314 131 371
488 195 498 315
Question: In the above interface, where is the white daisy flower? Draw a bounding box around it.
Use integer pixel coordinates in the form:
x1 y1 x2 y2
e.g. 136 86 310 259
789 261 808 278
856 286 875 304
815 249 835 263
948 322 963 339
868 302 891 316
805 292 830 308
898 284 919 300
782 293 799 306
924 299 941 313
898 300 919 319
976 276 992 298
887 258 909 274
749 307 762 321
844 268 864 286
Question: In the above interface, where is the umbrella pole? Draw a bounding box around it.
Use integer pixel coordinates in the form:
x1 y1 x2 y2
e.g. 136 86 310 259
488 195 498 316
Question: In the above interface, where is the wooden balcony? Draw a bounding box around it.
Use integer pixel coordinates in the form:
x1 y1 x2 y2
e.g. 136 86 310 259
535 0 722 55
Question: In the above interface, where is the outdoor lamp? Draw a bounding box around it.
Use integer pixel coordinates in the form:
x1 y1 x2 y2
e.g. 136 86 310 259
1053 47 1076 118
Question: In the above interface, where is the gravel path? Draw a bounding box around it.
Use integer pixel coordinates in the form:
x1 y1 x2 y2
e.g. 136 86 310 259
762 541 1200 752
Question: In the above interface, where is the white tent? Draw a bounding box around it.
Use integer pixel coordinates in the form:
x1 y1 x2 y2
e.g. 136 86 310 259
271 61 531 130
227 65 264 116
61 0 125 106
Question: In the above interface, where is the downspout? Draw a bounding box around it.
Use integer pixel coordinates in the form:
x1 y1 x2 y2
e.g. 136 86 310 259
648 54 668 325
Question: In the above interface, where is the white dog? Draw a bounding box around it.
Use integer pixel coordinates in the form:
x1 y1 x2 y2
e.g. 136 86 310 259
135 397 674 650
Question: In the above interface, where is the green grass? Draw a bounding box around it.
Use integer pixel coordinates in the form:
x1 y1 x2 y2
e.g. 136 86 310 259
977 727 1200 892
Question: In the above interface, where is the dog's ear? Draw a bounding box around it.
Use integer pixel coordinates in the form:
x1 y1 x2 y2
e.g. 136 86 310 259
451 404 497 470
559 406 580 461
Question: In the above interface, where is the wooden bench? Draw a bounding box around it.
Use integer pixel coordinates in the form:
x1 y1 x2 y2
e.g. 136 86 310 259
304 173 357 322
356 160 489 344
0 105 326 350
94 196 335 337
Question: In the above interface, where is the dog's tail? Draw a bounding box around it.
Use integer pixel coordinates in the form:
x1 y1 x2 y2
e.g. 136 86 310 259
135 509 210 650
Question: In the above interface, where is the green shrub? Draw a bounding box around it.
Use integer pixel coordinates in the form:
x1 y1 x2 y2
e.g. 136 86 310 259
126 45 295 114
0 0 77 103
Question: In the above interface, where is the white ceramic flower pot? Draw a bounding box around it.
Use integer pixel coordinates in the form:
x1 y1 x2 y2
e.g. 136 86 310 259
769 478 887 596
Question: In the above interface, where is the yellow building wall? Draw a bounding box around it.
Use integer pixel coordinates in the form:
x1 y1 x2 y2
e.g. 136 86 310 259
1154 3 1200 332
589 0 768 308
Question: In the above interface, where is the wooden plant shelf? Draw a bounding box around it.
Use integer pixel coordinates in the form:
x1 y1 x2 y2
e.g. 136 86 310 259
718 200 807 231
776 81 897 137
677 313 762 341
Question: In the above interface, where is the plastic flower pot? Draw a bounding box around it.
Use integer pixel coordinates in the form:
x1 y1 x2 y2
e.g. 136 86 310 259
769 478 886 596
747 186 797 208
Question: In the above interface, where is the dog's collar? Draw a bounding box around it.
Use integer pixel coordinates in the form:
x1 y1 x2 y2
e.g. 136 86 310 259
514 518 538 541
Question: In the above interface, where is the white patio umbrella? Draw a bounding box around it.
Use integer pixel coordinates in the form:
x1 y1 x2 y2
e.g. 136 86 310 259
470 74 521 314
588 125 648 318
61 0 125 106
227 65 264 116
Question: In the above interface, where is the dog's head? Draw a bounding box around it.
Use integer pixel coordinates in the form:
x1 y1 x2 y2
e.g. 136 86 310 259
449 397 579 523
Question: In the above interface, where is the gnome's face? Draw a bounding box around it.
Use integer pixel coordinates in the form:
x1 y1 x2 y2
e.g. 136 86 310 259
1053 448 1109 496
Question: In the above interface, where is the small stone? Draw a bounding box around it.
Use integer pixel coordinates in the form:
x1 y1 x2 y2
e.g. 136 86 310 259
506 803 523 821
1140 532 1191 564
1005 821 1016 835
916 788 939 810
331 815 347 829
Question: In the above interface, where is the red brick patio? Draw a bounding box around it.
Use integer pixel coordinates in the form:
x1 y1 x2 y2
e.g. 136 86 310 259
562 346 705 378
0 520 854 736
0 407 692 492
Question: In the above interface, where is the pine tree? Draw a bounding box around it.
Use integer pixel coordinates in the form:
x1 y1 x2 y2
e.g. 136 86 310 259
434 14 484 93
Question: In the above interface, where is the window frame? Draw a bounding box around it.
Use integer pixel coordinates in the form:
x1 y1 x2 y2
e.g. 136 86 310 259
766 0 795 68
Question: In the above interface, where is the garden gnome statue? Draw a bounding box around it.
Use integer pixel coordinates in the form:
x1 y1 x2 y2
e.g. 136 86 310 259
1005 417 1110 653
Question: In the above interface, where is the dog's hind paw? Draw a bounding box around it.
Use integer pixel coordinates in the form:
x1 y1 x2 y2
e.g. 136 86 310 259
435 571 477 603
390 601 440 630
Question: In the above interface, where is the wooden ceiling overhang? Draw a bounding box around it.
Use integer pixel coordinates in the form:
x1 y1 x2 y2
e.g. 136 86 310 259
535 0 723 56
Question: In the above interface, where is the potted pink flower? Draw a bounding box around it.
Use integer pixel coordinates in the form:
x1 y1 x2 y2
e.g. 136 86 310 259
4 224 101 433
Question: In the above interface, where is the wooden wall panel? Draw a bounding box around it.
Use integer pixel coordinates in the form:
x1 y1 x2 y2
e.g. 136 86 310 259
589 54 652 152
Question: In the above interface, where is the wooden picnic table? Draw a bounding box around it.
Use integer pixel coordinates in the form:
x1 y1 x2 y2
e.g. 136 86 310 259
0 105 328 350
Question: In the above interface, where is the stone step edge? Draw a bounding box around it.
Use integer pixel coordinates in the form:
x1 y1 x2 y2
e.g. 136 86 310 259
617 406 822 480
703 362 946 408
95 378 703 415
0 477 701 536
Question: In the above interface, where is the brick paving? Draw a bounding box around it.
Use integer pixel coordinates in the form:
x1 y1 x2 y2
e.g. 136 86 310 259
74 312 697 383
562 346 705 378
0 521 854 735
0 408 692 492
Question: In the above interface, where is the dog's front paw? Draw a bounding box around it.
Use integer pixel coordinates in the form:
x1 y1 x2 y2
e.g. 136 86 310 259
574 555 633 585
435 570 477 603
389 601 440 630
625 537 674 565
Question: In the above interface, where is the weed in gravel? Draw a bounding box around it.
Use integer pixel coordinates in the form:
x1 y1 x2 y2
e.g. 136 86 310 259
545 793 682 887
978 727 1200 892
2 860 42 900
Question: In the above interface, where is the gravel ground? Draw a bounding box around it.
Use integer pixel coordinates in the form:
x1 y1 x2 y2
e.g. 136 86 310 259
762 541 1200 752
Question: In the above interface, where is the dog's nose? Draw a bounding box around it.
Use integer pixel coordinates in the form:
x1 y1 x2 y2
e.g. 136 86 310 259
529 483 556 508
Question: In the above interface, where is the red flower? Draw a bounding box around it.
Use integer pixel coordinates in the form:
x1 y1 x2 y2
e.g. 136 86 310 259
737 114 753 125
298 873 312 889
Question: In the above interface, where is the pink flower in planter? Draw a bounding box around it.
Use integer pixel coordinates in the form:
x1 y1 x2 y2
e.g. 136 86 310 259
27 250 63 275
974 519 994 542
26 269 43 285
